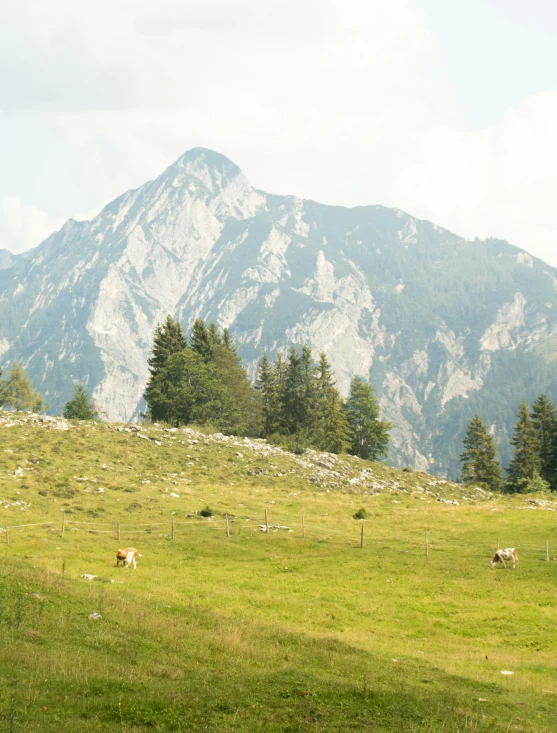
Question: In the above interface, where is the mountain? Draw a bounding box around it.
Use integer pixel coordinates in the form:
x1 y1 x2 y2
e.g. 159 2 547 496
2 147 557 477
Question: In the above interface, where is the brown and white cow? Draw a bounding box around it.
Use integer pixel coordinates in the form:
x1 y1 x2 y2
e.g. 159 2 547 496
490 548 519 569
116 547 141 569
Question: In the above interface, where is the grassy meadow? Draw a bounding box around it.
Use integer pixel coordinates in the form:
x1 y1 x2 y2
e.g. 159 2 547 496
0 414 556 732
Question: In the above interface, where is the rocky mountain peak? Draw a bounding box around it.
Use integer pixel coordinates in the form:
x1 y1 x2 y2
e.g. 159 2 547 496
2 150 557 478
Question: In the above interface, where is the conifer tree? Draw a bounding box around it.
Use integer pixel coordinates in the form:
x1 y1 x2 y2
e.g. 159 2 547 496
222 328 236 353
272 350 287 432
144 315 187 411
207 322 222 347
190 318 213 362
531 394 557 490
1 362 45 413
507 400 541 492
256 352 277 436
283 346 303 434
211 342 262 436
146 350 232 427
460 414 502 490
345 377 391 460
315 388 353 454
62 383 99 421
313 353 352 453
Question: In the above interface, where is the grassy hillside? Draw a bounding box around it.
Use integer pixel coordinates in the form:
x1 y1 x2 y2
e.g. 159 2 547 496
1 413 556 732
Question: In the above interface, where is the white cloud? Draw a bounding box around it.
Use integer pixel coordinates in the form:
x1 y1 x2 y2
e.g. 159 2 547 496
0 197 65 254
0 0 557 267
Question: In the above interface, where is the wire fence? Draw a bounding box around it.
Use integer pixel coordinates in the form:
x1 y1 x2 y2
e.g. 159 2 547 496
1 510 554 563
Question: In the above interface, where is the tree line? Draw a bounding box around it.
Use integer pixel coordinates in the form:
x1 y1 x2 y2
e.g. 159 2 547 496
460 394 557 493
143 315 392 459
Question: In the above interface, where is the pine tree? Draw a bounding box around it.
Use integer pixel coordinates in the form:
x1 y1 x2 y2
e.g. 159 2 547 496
144 315 187 413
507 400 541 492
313 353 352 453
316 388 352 454
211 342 262 436
62 383 99 420
272 350 288 433
222 328 236 353
1 362 45 413
207 322 222 347
531 394 557 490
460 414 502 490
147 315 187 378
345 377 391 461
256 352 277 436
146 350 233 427
190 319 213 362
283 346 303 434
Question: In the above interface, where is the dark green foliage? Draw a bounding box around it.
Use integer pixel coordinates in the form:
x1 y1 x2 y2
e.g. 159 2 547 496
190 319 213 362
345 377 391 460
211 343 262 436
62 383 99 421
147 315 187 379
313 353 353 454
256 351 278 436
530 394 557 490
145 350 233 428
0 362 45 413
506 401 541 492
199 505 214 517
207 322 222 346
144 315 187 412
353 507 368 520
459 414 502 491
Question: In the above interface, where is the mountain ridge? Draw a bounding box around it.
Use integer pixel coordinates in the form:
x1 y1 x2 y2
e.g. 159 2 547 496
2 147 557 477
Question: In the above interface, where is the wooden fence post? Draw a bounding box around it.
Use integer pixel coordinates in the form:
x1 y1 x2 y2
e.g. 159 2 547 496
5 527 9 546
546 540 549 562
226 516 230 538
302 514 305 539
117 521 120 541
61 511 65 539
425 530 429 558
265 509 268 534
497 538 500 551
360 523 364 548
171 517 175 540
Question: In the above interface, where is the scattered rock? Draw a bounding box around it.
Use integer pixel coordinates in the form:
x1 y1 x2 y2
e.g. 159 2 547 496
89 612 102 621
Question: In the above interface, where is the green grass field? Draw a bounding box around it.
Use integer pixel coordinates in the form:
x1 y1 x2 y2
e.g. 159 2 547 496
1 414 556 732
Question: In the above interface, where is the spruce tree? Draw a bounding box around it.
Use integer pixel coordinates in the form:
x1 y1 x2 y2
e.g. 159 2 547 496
146 350 232 427
144 315 187 413
272 351 288 433
460 414 502 490
507 400 541 492
531 394 557 490
315 388 352 454
256 352 277 436
211 342 262 436
313 353 352 453
222 328 236 353
207 322 222 347
283 346 303 434
62 383 99 421
1 362 45 413
190 318 213 362
345 377 391 461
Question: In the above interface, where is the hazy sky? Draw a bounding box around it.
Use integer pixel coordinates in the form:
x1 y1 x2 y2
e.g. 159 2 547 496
1 0 557 265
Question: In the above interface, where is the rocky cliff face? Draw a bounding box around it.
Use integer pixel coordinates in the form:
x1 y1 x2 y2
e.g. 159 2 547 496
2 148 557 477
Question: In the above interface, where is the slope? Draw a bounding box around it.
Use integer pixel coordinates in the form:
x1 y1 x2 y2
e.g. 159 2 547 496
1 414 556 731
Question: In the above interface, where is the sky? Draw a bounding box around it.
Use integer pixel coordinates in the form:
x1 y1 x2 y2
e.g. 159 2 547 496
1 0 557 265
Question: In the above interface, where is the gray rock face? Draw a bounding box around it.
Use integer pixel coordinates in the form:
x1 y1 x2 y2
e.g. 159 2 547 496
2 147 557 477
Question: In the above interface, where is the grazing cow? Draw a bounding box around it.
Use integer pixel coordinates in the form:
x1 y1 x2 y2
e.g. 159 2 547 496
116 547 140 569
491 548 519 569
